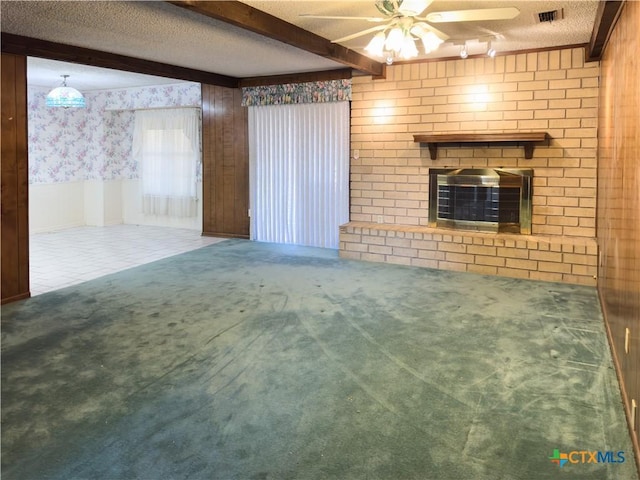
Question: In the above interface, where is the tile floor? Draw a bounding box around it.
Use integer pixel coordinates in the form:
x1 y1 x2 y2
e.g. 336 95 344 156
29 224 226 296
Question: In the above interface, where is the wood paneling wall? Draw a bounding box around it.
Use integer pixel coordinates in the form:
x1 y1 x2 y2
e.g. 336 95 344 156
1 53 30 304
201 85 249 238
597 0 640 469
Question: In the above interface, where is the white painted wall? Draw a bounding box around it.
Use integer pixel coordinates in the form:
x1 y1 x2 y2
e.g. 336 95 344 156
30 180 202 232
83 180 106 227
104 180 124 227
29 182 85 233
83 180 124 227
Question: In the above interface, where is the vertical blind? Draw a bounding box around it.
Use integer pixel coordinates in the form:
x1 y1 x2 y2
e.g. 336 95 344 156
132 108 199 218
248 101 350 249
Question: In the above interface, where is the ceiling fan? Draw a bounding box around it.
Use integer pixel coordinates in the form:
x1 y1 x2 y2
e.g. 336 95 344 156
300 0 520 63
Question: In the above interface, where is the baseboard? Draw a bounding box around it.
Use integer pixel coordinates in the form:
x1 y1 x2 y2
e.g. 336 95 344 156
598 288 640 477
1 291 31 305
202 231 249 239
29 221 85 234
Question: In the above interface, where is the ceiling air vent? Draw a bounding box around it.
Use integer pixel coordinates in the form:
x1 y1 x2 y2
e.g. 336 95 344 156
537 9 563 23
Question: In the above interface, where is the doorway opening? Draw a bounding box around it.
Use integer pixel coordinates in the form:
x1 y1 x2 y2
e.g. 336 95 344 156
27 58 220 295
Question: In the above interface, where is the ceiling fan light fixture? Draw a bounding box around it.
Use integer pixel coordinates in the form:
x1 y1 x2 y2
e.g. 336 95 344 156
409 23 427 38
361 3 452 63
385 26 405 53
400 35 419 59
419 31 444 54
316 3 513 63
365 31 386 57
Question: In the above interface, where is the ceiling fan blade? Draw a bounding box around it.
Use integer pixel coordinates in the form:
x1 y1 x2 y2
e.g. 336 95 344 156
425 7 520 23
332 25 387 44
397 0 434 17
299 14 386 23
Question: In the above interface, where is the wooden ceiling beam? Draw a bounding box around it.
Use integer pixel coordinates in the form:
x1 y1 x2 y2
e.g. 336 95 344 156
239 68 352 88
167 0 385 77
587 0 624 61
0 32 239 88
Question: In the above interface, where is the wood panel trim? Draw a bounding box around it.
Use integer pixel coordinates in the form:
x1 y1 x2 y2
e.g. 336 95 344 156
202 232 250 239
201 84 250 238
1 292 30 305
598 291 640 476
239 68 352 87
588 0 625 61
596 0 640 474
167 1 384 77
1 53 30 303
1 32 239 88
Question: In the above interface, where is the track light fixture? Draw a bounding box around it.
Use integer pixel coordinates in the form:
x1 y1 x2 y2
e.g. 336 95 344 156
459 44 468 59
456 38 497 60
487 41 496 58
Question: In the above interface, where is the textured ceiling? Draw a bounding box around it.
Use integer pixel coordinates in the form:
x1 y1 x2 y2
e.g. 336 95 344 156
1 1 345 78
244 0 600 59
1 0 600 89
26 58 185 91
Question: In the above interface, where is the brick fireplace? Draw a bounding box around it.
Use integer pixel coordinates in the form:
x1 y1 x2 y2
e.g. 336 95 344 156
340 46 599 286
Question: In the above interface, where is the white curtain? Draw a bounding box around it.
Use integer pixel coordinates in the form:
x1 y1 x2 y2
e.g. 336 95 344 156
248 101 350 249
133 108 199 217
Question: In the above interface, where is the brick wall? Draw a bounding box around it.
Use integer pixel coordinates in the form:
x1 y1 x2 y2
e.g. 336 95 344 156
340 223 597 285
341 47 599 285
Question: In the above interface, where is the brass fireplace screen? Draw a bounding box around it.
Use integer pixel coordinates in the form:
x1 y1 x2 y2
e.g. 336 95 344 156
428 168 533 234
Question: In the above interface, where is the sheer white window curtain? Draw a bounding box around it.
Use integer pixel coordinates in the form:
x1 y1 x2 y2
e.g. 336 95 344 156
133 108 200 218
248 101 350 249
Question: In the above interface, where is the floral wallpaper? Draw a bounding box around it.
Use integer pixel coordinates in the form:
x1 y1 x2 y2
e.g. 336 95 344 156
241 79 351 106
28 87 88 184
28 82 201 184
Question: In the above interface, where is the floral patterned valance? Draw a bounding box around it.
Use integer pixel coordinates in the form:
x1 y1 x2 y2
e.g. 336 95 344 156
241 79 351 107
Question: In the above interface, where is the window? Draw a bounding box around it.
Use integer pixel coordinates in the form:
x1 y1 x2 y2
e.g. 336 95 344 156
133 108 200 217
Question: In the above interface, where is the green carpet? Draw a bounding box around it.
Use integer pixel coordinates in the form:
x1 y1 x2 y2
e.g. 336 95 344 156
1 239 637 479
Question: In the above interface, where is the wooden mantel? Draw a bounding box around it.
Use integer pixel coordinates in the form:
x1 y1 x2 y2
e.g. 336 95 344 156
413 132 550 159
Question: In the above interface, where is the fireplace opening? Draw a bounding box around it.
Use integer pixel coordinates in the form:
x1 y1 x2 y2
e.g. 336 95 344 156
429 168 532 234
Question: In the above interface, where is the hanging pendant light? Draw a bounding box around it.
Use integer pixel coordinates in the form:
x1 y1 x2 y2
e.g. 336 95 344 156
46 75 86 108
